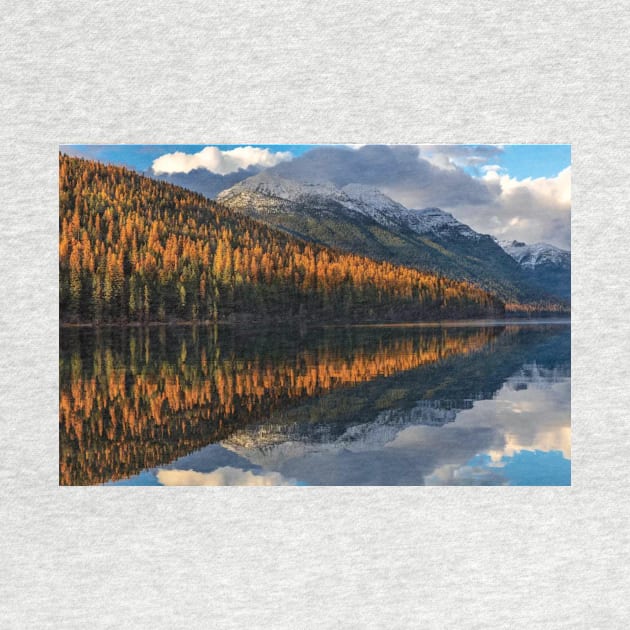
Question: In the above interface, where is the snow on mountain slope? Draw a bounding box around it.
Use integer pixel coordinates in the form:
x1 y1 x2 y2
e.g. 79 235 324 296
219 173 483 238
340 186 482 239
218 171 340 202
497 239 570 270
404 207 482 240
339 183 409 228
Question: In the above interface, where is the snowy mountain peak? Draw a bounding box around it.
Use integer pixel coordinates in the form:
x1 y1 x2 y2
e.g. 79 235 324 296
219 174 411 228
341 184 407 210
405 207 482 239
219 174 486 239
496 239 570 270
218 172 338 202
337 184 410 227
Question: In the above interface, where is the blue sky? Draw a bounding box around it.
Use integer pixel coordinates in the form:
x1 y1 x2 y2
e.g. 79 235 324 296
414 143 570 179
490 144 570 179
61 143 570 179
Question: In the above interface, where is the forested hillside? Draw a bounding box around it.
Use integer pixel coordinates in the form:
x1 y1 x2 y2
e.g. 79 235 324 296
217 173 567 304
59 155 504 324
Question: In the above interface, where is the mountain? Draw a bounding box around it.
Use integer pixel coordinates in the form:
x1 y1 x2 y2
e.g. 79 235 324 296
217 173 566 304
498 240 570 269
59 155 504 324
497 240 571 300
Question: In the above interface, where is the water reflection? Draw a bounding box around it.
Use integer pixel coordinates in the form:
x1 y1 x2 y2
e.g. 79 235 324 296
59 322 570 486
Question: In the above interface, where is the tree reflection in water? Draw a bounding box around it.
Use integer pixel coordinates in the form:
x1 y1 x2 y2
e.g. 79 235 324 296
59 323 569 485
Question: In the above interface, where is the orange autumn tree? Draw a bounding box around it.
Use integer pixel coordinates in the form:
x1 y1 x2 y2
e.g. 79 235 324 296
59 154 504 323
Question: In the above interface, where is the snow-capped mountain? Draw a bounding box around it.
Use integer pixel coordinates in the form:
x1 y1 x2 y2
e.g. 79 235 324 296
218 173 481 238
497 239 570 270
496 239 570 300
219 171 341 203
218 173 409 229
405 207 482 240
339 184 483 240
218 173 569 303
338 183 412 229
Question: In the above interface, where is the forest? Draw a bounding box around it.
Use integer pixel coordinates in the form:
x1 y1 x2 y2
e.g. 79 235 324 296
59 155 505 324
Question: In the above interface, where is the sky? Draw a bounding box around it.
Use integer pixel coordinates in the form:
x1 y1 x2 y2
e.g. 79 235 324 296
61 144 318 172
61 143 571 249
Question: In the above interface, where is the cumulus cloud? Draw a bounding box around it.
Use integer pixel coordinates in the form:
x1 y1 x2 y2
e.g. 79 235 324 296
151 146 294 175
449 166 571 249
270 144 570 248
156 466 296 486
271 144 496 207
481 164 505 174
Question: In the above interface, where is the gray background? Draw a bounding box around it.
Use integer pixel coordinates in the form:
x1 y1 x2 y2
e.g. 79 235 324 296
1 1 629 627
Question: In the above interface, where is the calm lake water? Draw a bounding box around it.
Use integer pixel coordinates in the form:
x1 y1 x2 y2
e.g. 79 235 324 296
59 321 570 486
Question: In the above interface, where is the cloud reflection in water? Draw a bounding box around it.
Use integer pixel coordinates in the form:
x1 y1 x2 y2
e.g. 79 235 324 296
152 362 570 486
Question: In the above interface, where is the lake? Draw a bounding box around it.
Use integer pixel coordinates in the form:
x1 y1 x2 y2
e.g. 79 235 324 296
59 320 570 486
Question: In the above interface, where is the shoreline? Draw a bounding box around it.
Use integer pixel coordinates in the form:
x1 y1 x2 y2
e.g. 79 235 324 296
59 316 571 330
350 318 571 328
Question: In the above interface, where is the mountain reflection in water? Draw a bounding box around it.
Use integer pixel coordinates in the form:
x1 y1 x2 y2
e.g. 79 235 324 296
59 322 570 486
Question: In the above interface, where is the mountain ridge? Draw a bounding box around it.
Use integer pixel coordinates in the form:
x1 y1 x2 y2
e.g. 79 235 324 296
495 239 570 300
497 239 570 269
217 173 569 304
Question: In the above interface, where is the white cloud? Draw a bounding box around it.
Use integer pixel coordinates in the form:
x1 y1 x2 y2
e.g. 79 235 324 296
388 365 570 484
482 165 571 209
481 164 505 174
156 466 296 486
418 144 504 171
151 146 294 175
454 166 572 248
